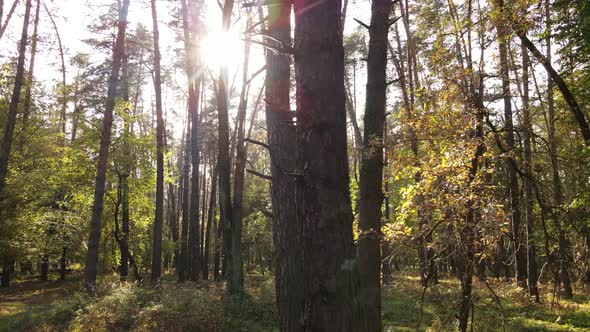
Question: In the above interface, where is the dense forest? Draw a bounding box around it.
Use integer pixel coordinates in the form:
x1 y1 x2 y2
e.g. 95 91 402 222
0 0 589 331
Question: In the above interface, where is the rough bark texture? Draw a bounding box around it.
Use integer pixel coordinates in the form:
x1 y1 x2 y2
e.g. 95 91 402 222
293 0 359 329
497 20 527 288
357 0 390 330
150 0 165 283
259 0 302 329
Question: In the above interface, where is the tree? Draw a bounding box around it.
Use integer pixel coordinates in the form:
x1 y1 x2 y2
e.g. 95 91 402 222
357 0 390 330
0 0 30 288
217 0 236 292
150 0 165 283
293 0 359 328
84 0 130 293
495 8 527 288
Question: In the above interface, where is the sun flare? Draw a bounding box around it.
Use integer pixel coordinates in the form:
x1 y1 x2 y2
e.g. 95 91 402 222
199 29 243 70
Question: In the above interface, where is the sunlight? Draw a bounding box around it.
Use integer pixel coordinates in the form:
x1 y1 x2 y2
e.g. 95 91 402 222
199 29 243 70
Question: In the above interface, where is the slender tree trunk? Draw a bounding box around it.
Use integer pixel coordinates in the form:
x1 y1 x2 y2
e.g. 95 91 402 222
218 0 235 288
293 0 359 329
59 247 66 280
188 80 202 281
544 1 573 299
357 0 390 330
496 16 527 288
21 0 40 145
200 157 207 264
0 0 18 42
150 0 165 283
178 122 191 282
522 43 539 302
499 0 590 146
0 0 30 205
230 14 253 293
84 0 130 293
203 160 217 280
41 254 49 281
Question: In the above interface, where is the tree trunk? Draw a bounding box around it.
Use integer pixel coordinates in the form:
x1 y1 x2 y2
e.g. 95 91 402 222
59 247 66 280
21 0 40 146
258 0 302 329
230 15 253 294
83 0 129 293
496 17 527 288
217 0 235 289
150 0 165 283
293 0 359 329
357 0 390 330
522 43 539 302
544 1 573 299
0 0 19 42
41 254 49 281
0 0 30 205
188 78 202 281
178 124 191 282
203 160 217 280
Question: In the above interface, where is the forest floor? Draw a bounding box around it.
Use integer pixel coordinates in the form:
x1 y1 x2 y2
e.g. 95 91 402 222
0 271 589 331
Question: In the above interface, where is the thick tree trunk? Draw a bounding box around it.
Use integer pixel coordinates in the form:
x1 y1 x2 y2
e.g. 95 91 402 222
259 0 301 329
84 0 129 293
357 0 390 330
0 0 30 204
150 0 165 283
522 43 539 302
496 19 527 288
293 0 359 329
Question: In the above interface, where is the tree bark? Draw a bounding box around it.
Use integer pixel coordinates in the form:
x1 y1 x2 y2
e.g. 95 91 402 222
259 0 302 329
83 0 130 293
293 0 359 329
150 0 165 283
357 0 390 330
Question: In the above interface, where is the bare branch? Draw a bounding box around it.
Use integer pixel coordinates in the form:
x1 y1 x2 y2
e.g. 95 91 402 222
247 169 272 181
